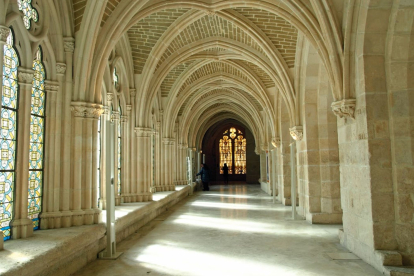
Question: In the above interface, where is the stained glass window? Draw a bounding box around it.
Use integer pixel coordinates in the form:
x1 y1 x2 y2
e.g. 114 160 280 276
219 136 232 174
234 135 247 174
117 101 121 196
1 29 19 241
219 128 246 175
97 117 101 207
28 47 46 231
17 0 39 30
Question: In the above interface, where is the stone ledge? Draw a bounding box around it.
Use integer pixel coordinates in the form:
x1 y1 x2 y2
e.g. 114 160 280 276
0 185 193 276
306 212 343 224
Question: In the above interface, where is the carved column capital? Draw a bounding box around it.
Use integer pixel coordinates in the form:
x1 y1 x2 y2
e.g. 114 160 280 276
0 26 10 43
63 37 75 53
289 126 303 141
45 80 59 93
331 99 356 119
120 115 128 123
18 68 34 85
126 105 132 112
111 111 120 121
271 137 281 148
107 92 114 102
135 127 152 137
71 102 105 119
163 138 175 145
130 89 136 98
56 63 67 75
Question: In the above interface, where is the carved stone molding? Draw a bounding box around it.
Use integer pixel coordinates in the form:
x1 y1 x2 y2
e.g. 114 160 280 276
271 137 281 148
205 10 217 17
135 127 152 137
111 111 120 121
0 26 10 43
18 68 34 84
56 63 67 75
107 92 114 102
71 102 105 119
45 80 59 93
289 126 303 141
130 89 136 98
120 115 128 123
163 138 175 145
331 99 356 119
126 105 132 111
63 38 75 53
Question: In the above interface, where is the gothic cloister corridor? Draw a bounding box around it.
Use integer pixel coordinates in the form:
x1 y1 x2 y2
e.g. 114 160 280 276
74 185 380 276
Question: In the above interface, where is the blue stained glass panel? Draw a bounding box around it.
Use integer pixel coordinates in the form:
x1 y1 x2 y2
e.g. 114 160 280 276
30 89 45 116
0 139 15 170
29 142 43 170
30 115 44 143
3 46 19 80
17 0 38 29
2 77 18 109
1 109 16 140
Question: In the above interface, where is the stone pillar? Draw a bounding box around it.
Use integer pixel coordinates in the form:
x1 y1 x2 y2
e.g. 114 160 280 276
162 138 175 191
111 110 120 205
70 102 104 225
11 68 34 239
99 107 110 209
134 127 153 200
60 38 75 227
40 80 62 229
121 108 130 202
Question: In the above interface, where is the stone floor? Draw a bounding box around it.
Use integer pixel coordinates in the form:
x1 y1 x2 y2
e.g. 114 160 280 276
74 184 381 276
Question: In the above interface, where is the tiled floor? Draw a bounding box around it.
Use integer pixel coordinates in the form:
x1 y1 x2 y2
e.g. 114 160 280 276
74 185 381 276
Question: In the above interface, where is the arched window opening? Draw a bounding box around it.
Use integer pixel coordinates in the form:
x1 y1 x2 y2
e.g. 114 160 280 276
219 127 246 175
113 67 118 88
1 29 19 240
17 0 39 30
28 47 46 231
117 101 122 196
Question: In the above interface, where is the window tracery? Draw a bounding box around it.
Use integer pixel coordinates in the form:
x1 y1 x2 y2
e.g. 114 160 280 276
17 0 39 30
1 30 19 240
28 47 46 230
219 127 246 175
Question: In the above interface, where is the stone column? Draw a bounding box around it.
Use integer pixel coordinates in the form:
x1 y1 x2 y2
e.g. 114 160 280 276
99 107 110 209
135 127 153 200
120 114 128 203
70 102 104 225
111 110 120 206
61 38 75 227
122 107 131 202
162 138 175 191
40 80 61 229
11 68 34 239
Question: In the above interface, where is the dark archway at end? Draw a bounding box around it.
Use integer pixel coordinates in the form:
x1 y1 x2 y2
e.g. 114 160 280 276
201 119 260 184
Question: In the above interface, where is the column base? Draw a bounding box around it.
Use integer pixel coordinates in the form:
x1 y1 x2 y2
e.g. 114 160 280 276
306 212 343 224
123 193 152 202
61 211 73 228
115 196 122 206
10 218 33 239
83 209 95 225
71 210 85 226
40 212 62 229
93 208 102 223
152 185 176 192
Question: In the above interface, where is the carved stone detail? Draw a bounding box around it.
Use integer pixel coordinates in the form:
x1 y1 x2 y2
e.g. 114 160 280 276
45 80 59 93
126 105 132 111
0 26 10 43
135 127 152 137
130 89 136 98
120 115 128 123
18 69 34 84
205 10 217 17
163 138 175 145
331 99 356 119
107 93 114 102
63 38 75 53
71 102 105 119
289 126 303 141
271 137 281 148
56 63 67 75
111 111 120 121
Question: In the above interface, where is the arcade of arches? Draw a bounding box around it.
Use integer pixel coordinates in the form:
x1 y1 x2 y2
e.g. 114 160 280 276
0 0 413 275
